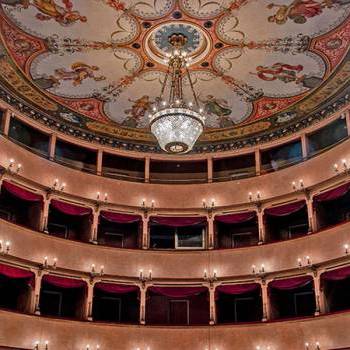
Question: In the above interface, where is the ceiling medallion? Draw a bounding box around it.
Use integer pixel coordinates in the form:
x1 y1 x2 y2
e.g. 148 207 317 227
145 21 211 66
149 33 205 154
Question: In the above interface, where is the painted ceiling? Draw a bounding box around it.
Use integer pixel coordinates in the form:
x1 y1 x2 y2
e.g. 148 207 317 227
0 0 349 153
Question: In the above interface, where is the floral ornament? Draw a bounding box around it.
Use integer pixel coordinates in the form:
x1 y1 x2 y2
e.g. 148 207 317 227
102 0 126 11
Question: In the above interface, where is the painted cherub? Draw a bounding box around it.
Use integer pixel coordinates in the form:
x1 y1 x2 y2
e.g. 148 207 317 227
266 0 350 25
252 63 305 83
52 62 106 86
0 0 87 25
123 95 153 128
251 62 323 88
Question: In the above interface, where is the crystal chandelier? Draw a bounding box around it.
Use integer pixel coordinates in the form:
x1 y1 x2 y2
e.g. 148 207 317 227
149 33 205 154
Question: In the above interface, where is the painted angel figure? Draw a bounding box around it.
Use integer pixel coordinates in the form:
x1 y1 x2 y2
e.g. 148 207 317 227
123 95 154 128
254 63 304 83
200 95 235 128
53 62 106 86
267 0 350 25
252 62 323 88
0 0 87 25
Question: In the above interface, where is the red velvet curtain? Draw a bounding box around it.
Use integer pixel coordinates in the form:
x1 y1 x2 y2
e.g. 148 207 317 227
150 216 206 227
321 266 350 282
51 199 92 217
215 211 256 224
268 275 312 292
2 181 43 203
314 182 350 203
95 282 139 294
43 275 87 289
0 263 35 287
264 200 306 217
149 286 208 298
100 211 141 224
215 283 260 298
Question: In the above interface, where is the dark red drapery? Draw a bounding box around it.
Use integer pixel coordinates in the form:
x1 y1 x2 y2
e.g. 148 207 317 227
269 276 312 292
150 216 206 227
100 211 141 224
51 199 92 217
149 286 208 298
321 266 350 282
264 200 306 217
215 283 260 297
2 181 42 203
95 282 139 294
314 182 350 203
43 275 87 289
0 263 35 287
215 211 256 224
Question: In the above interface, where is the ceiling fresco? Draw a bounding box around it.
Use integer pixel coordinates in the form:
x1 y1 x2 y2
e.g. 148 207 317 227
0 0 349 153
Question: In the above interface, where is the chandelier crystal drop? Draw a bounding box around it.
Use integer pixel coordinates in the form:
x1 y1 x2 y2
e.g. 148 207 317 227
149 33 205 154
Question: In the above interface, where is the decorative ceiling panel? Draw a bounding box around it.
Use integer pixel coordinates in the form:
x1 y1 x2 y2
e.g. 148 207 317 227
0 0 349 153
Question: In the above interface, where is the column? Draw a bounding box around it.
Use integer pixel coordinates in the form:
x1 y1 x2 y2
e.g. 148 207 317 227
306 194 315 233
207 216 214 249
255 149 261 176
2 110 11 136
139 285 147 324
207 157 213 183
85 279 95 321
209 284 217 325
30 270 45 315
144 157 150 183
312 271 326 315
257 208 265 244
345 109 350 136
90 208 100 243
142 216 149 249
96 149 103 176
48 134 56 161
40 196 50 232
301 134 308 160
260 279 271 321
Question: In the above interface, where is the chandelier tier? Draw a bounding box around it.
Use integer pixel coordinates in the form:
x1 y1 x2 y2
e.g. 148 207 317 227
149 33 205 154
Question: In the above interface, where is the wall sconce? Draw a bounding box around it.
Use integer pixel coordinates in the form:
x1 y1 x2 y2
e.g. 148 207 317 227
90 264 104 277
298 256 312 267
52 179 65 191
202 199 215 217
305 342 320 350
252 264 265 275
8 158 14 169
42 257 57 269
203 269 217 284
256 346 271 350
141 199 155 217
334 159 348 173
7 159 22 173
96 192 108 202
344 244 349 255
86 345 100 350
292 179 304 191
0 240 10 254
249 191 261 202
202 199 215 209
34 341 49 350
139 269 152 283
